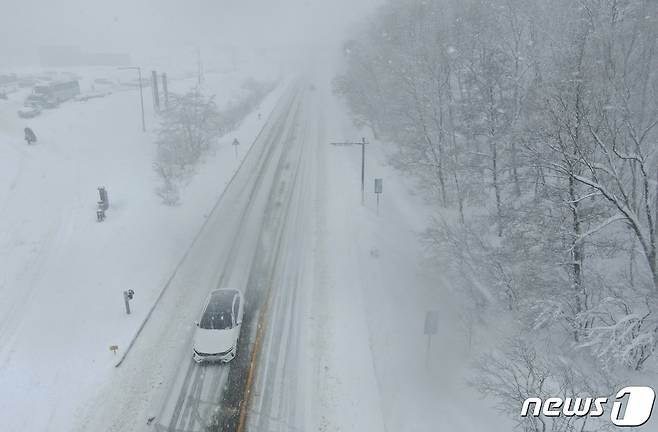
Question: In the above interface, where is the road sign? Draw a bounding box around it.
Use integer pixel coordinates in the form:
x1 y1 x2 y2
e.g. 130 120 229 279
424 310 438 369
374 178 383 214
375 178 383 194
424 310 438 335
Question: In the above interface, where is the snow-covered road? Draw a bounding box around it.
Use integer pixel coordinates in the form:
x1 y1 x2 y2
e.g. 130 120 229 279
155 84 311 432
71 82 307 432
242 65 512 432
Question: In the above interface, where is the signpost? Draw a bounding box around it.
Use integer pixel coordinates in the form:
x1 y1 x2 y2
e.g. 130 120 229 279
330 137 368 205
374 178 383 215
97 187 109 210
424 310 438 369
232 138 240 160
97 186 109 222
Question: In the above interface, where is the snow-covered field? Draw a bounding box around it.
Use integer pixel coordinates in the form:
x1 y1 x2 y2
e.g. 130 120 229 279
0 66 282 432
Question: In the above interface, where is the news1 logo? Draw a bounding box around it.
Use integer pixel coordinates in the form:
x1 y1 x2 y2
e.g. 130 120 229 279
521 386 656 427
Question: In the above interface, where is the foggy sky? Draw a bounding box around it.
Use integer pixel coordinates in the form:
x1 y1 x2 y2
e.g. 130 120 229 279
0 0 380 69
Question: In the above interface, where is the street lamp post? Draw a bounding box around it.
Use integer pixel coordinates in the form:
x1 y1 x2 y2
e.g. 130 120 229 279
118 66 146 132
330 137 368 205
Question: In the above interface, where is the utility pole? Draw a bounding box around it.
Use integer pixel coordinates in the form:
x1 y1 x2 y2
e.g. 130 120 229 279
151 70 160 111
118 66 146 132
330 137 368 205
197 47 203 88
361 137 366 205
161 72 169 109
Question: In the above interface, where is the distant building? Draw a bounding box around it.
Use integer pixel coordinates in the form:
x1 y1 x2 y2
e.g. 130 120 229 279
39 46 131 67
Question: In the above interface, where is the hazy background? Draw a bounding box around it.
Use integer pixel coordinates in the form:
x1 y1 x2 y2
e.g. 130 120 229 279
0 0 381 70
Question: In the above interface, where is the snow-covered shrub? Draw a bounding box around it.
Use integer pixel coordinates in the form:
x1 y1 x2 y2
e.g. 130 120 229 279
153 79 274 205
153 162 180 206
156 90 219 173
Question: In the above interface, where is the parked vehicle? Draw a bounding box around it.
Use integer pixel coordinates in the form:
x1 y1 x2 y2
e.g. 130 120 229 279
32 80 80 105
18 104 41 118
193 289 244 363
25 94 57 109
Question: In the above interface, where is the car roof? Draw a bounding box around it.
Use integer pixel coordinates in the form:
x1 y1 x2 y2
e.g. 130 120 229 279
209 288 241 297
201 291 231 318
205 289 240 311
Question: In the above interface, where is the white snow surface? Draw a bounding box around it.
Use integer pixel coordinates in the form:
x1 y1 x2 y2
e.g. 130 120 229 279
1 60 510 432
0 66 282 432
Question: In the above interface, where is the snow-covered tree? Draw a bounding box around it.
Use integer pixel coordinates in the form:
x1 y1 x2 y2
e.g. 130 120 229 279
337 3 658 421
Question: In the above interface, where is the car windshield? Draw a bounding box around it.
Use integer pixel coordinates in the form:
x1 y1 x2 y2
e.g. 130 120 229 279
199 291 234 330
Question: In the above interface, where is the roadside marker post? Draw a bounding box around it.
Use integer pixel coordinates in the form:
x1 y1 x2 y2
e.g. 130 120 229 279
330 137 368 205
233 138 240 160
424 310 438 369
374 178 383 215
